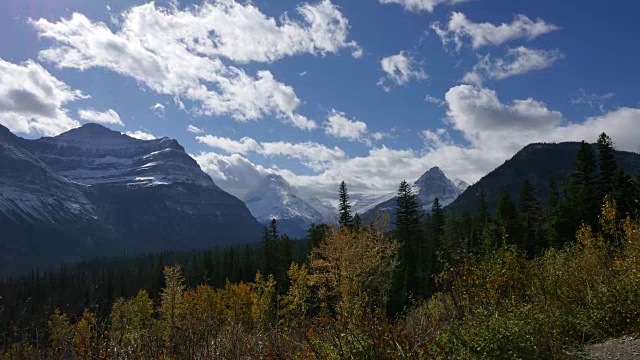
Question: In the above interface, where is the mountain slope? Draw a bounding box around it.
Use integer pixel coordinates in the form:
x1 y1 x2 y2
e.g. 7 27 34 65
1 123 263 274
244 174 332 238
363 166 466 221
447 142 640 215
0 125 116 274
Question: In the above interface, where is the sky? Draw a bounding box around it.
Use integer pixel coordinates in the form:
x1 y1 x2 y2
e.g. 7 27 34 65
1 0 640 204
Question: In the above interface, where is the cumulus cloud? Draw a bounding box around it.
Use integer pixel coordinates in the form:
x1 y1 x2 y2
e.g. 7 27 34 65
31 1 360 131
0 58 86 136
125 130 156 140
324 110 369 142
194 85 640 205
196 134 346 171
187 124 204 134
378 51 428 91
77 108 124 126
192 152 274 199
378 0 471 12
462 47 564 85
431 12 559 50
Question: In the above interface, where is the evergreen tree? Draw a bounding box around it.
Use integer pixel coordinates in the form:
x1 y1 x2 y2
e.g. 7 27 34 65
477 187 490 226
353 213 362 231
262 220 279 276
496 189 519 245
338 181 353 228
573 140 597 185
518 179 544 256
424 198 445 293
597 132 617 196
305 223 329 254
390 180 424 314
548 175 560 210
611 165 637 218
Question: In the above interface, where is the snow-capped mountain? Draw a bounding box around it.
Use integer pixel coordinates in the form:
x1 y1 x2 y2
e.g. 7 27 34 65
453 178 470 194
26 124 213 187
363 166 467 221
244 174 335 238
351 192 397 215
0 123 262 275
413 166 465 210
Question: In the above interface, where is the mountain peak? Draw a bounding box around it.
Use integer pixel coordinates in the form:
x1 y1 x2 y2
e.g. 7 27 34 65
55 123 131 142
415 166 447 185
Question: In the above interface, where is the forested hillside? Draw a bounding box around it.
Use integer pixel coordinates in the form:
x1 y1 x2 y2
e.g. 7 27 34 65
2 133 640 359
447 141 640 214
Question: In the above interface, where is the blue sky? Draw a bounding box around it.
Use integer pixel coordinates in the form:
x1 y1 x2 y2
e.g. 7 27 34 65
1 0 639 203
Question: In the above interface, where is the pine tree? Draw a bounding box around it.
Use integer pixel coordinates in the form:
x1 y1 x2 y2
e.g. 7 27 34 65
305 223 329 253
597 132 617 196
573 141 597 185
477 187 490 226
548 175 560 210
611 165 637 218
391 180 424 313
518 179 544 256
496 188 519 245
262 220 279 276
338 181 353 228
353 213 362 231
425 197 445 293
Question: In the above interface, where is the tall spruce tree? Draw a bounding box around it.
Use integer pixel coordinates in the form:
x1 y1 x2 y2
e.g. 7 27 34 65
391 180 424 313
496 189 519 245
353 213 362 231
573 140 597 185
338 181 353 228
518 179 544 256
597 132 617 196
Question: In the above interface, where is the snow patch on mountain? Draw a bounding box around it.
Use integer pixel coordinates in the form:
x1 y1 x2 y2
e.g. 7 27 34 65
26 124 214 188
244 174 327 224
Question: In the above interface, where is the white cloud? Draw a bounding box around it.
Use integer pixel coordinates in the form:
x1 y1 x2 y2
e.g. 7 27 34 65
195 85 640 205
571 89 614 113
77 108 124 126
196 134 346 171
431 12 559 50
125 130 156 140
196 135 261 154
192 152 274 199
325 110 368 142
378 0 471 12
0 58 86 136
31 1 360 131
425 94 446 106
378 51 428 90
187 124 204 134
150 102 165 113
462 47 564 85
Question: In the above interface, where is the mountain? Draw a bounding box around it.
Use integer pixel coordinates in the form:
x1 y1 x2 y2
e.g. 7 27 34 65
351 192 396 215
244 174 334 238
453 178 470 193
0 123 262 275
447 142 640 215
363 166 466 221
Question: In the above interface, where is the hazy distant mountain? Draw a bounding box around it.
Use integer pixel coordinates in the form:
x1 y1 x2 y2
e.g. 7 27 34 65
0 123 262 275
363 166 466 221
244 174 336 238
447 142 640 215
